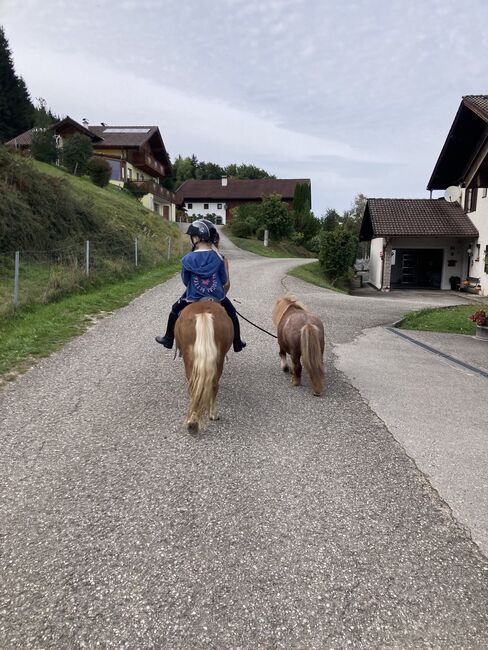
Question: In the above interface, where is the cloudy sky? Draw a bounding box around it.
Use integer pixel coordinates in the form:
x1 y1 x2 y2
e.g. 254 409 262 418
2 0 488 214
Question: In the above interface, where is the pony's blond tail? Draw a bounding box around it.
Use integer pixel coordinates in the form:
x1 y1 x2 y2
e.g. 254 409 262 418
188 313 218 422
301 324 325 396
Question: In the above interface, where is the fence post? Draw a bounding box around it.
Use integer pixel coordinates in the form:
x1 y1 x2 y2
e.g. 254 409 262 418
167 236 172 260
85 240 90 276
13 251 20 307
264 229 269 247
135 237 138 267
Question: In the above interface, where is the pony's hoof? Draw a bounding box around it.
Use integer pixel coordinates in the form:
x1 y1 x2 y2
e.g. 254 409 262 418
187 421 199 434
209 414 220 421
282 366 289 373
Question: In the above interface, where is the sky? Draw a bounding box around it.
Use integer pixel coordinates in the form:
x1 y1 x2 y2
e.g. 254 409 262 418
1 0 488 215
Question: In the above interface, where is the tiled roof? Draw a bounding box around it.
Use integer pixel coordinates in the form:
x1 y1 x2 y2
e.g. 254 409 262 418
360 198 478 240
88 125 159 148
5 128 36 146
5 116 102 147
462 95 488 122
175 178 309 203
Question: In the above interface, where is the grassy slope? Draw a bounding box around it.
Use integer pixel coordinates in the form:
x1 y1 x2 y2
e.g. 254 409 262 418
0 263 181 382
224 230 315 259
0 155 184 379
288 261 349 293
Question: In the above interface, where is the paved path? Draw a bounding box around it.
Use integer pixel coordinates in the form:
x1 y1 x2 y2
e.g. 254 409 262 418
1 232 488 649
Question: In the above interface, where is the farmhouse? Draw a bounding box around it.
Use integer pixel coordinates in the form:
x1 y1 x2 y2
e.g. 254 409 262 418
175 177 311 225
6 117 177 220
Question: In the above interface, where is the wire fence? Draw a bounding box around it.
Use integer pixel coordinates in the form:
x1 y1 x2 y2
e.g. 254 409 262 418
0 236 182 317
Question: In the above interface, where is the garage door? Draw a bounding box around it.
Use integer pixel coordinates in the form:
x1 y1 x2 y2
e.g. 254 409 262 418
391 249 443 288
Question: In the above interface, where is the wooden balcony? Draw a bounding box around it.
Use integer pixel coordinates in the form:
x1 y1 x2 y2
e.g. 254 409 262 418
130 151 166 177
131 180 175 203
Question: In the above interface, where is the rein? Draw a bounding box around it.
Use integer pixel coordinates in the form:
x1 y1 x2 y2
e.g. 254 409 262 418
233 301 278 339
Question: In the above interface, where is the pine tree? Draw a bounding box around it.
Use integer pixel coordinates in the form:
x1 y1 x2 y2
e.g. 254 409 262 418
0 26 33 143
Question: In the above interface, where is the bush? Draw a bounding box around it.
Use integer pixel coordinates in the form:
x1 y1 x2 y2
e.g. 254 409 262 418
291 231 304 245
231 220 254 238
319 226 358 283
61 133 93 175
305 234 320 253
87 157 111 187
31 129 57 164
261 193 294 240
256 226 266 241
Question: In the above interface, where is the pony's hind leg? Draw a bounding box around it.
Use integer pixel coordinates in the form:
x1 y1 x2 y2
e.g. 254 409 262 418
291 354 302 386
279 347 289 372
187 410 199 433
209 379 220 421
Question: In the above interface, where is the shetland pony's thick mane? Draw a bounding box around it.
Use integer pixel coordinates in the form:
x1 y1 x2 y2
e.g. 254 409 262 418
272 295 306 326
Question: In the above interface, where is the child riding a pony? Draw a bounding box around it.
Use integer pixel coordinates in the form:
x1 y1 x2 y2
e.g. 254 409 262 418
155 219 246 352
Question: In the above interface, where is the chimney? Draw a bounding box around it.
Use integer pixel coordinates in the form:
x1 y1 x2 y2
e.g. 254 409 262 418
221 176 228 187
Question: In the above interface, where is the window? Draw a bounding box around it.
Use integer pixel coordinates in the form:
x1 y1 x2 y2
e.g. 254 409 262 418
128 168 132 180
217 203 222 209
464 187 478 212
204 203 209 210
483 188 487 198
187 203 193 209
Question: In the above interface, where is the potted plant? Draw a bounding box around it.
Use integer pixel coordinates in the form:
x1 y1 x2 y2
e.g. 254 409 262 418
468 309 488 341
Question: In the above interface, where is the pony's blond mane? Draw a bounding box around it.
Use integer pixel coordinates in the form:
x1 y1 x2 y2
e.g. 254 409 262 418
272 294 306 326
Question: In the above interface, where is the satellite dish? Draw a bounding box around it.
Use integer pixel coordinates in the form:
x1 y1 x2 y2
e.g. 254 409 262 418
444 185 462 203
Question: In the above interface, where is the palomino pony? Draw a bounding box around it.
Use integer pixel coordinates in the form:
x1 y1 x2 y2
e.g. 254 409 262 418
175 300 233 433
272 295 325 396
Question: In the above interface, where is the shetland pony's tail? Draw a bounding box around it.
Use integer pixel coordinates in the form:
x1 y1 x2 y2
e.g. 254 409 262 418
301 324 325 396
188 312 218 422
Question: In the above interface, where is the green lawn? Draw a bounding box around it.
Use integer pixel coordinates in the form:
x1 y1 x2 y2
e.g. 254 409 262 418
224 231 315 259
398 304 480 335
0 263 180 381
287 261 349 294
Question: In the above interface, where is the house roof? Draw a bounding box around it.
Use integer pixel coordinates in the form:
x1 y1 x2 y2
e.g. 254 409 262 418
175 178 309 204
427 95 488 190
5 119 171 172
88 125 171 171
359 198 479 241
5 116 103 147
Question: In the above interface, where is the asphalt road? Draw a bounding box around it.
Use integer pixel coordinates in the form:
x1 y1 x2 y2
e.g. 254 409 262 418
1 232 488 649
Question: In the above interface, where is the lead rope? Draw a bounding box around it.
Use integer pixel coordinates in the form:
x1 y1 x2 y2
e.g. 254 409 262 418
233 301 278 339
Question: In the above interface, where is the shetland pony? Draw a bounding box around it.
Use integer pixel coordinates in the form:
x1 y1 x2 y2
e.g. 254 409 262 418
175 300 233 433
272 295 325 396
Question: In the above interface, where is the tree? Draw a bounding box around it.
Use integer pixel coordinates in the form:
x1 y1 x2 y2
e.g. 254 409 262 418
341 192 367 236
261 193 294 240
0 26 33 143
31 128 57 164
322 208 341 232
196 160 224 179
87 156 111 187
61 133 93 175
32 97 58 128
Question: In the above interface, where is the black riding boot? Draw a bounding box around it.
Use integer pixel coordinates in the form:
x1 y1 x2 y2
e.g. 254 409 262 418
231 314 246 352
155 312 178 348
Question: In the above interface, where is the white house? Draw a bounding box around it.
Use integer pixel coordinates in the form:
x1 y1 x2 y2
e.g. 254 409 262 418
427 95 488 296
175 177 310 225
360 199 478 291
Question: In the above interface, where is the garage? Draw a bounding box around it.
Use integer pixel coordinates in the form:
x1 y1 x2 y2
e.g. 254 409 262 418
390 249 444 288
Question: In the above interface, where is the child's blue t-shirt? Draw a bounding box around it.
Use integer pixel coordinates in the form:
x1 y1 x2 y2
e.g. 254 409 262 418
181 249 228 302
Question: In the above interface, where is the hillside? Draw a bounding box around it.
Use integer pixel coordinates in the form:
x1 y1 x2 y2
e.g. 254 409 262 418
0 147 179 256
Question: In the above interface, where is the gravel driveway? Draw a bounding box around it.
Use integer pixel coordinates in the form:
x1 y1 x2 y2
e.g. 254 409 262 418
1 231 487 649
